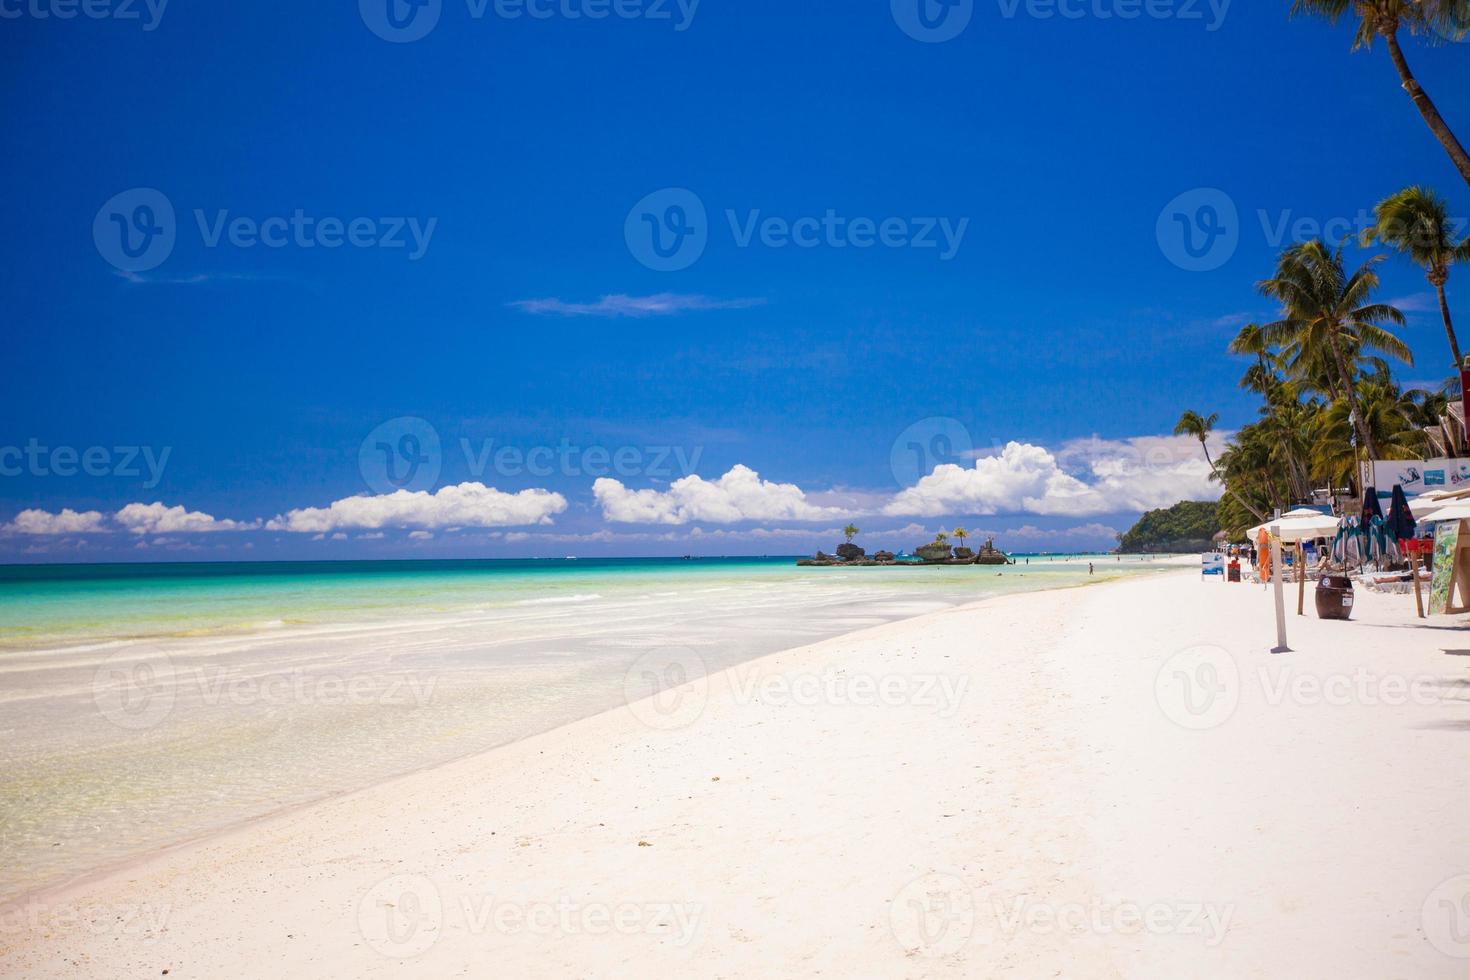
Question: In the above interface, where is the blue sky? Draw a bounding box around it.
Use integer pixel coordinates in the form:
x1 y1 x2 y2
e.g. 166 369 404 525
2 0 1467 561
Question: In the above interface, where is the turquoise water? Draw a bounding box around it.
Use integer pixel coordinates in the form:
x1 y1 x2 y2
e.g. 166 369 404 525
0 558 808 650
0 555 1170 902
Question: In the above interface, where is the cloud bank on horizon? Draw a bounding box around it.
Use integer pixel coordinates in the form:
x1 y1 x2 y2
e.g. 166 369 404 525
2 434 1222 554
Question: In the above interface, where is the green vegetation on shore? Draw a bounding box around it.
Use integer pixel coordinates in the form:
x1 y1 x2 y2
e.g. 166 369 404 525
1117 502 1220 554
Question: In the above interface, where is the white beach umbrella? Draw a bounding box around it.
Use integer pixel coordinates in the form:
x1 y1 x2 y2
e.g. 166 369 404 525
1422 501 1470 524
1247 512 1343 543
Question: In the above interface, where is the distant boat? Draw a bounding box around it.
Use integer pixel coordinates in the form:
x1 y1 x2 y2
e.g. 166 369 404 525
565 556 577 561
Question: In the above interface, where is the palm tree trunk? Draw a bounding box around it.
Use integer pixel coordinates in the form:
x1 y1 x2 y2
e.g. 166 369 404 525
1328 333 1381 459
1384 30 1470 190
1435 278 1464 371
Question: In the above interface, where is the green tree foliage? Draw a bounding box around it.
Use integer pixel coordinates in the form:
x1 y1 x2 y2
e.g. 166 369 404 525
1117 502 1221 554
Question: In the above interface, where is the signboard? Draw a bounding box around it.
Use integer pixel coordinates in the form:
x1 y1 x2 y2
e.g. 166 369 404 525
1202 552 1224 577
1362 459 1470 496
1429 520 1461 616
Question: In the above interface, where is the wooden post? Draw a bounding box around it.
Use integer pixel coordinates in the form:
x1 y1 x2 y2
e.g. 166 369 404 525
1297 544 1307 616
1410 549 1425 619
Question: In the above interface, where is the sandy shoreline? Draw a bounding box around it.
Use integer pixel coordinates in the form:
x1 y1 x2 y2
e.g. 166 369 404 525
4 565 1469 977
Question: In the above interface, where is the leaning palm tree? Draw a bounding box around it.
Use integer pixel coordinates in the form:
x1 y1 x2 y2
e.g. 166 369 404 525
1176 410 1267 521
1363 185 1470 372
1291 1 1470 188
1258 240 1411 459
843 523 860 544
1175 410 1223 474
952 527 968 550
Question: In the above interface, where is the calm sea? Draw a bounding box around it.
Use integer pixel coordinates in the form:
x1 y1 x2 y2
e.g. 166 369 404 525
0 555 1168 900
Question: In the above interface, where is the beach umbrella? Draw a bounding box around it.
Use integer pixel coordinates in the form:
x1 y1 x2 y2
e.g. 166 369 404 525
1247 511 1343 542
1386 485 1417 543
1362 489 1385 523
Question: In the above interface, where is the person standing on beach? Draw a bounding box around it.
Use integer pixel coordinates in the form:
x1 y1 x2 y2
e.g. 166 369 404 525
1089 562 1095 576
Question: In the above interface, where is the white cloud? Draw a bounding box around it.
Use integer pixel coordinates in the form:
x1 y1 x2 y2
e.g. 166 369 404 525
594 465 848 525
267 483 568 533
114 502 260 535
884 438 1218 519
510 293 764 318
2 508 109 535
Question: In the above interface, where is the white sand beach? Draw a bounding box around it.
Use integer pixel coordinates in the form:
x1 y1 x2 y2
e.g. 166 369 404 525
3 566 1468 978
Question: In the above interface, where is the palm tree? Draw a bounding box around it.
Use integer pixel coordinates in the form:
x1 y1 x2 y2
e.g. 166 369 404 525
843 523 860 544
934 531 949 545
1311 380 1429 489
1258 240 1411 459
1363 185 1470 372
1291 1 1470 189
953 527 968 550
1176 410 1268 521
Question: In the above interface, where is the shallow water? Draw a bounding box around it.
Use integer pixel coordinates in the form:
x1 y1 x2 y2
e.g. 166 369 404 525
0 555 1171 900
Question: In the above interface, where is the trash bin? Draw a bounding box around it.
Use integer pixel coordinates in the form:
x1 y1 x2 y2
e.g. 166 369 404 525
1315 575 1354 621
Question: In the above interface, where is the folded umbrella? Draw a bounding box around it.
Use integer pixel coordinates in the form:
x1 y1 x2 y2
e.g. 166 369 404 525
1386 484 1417 543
